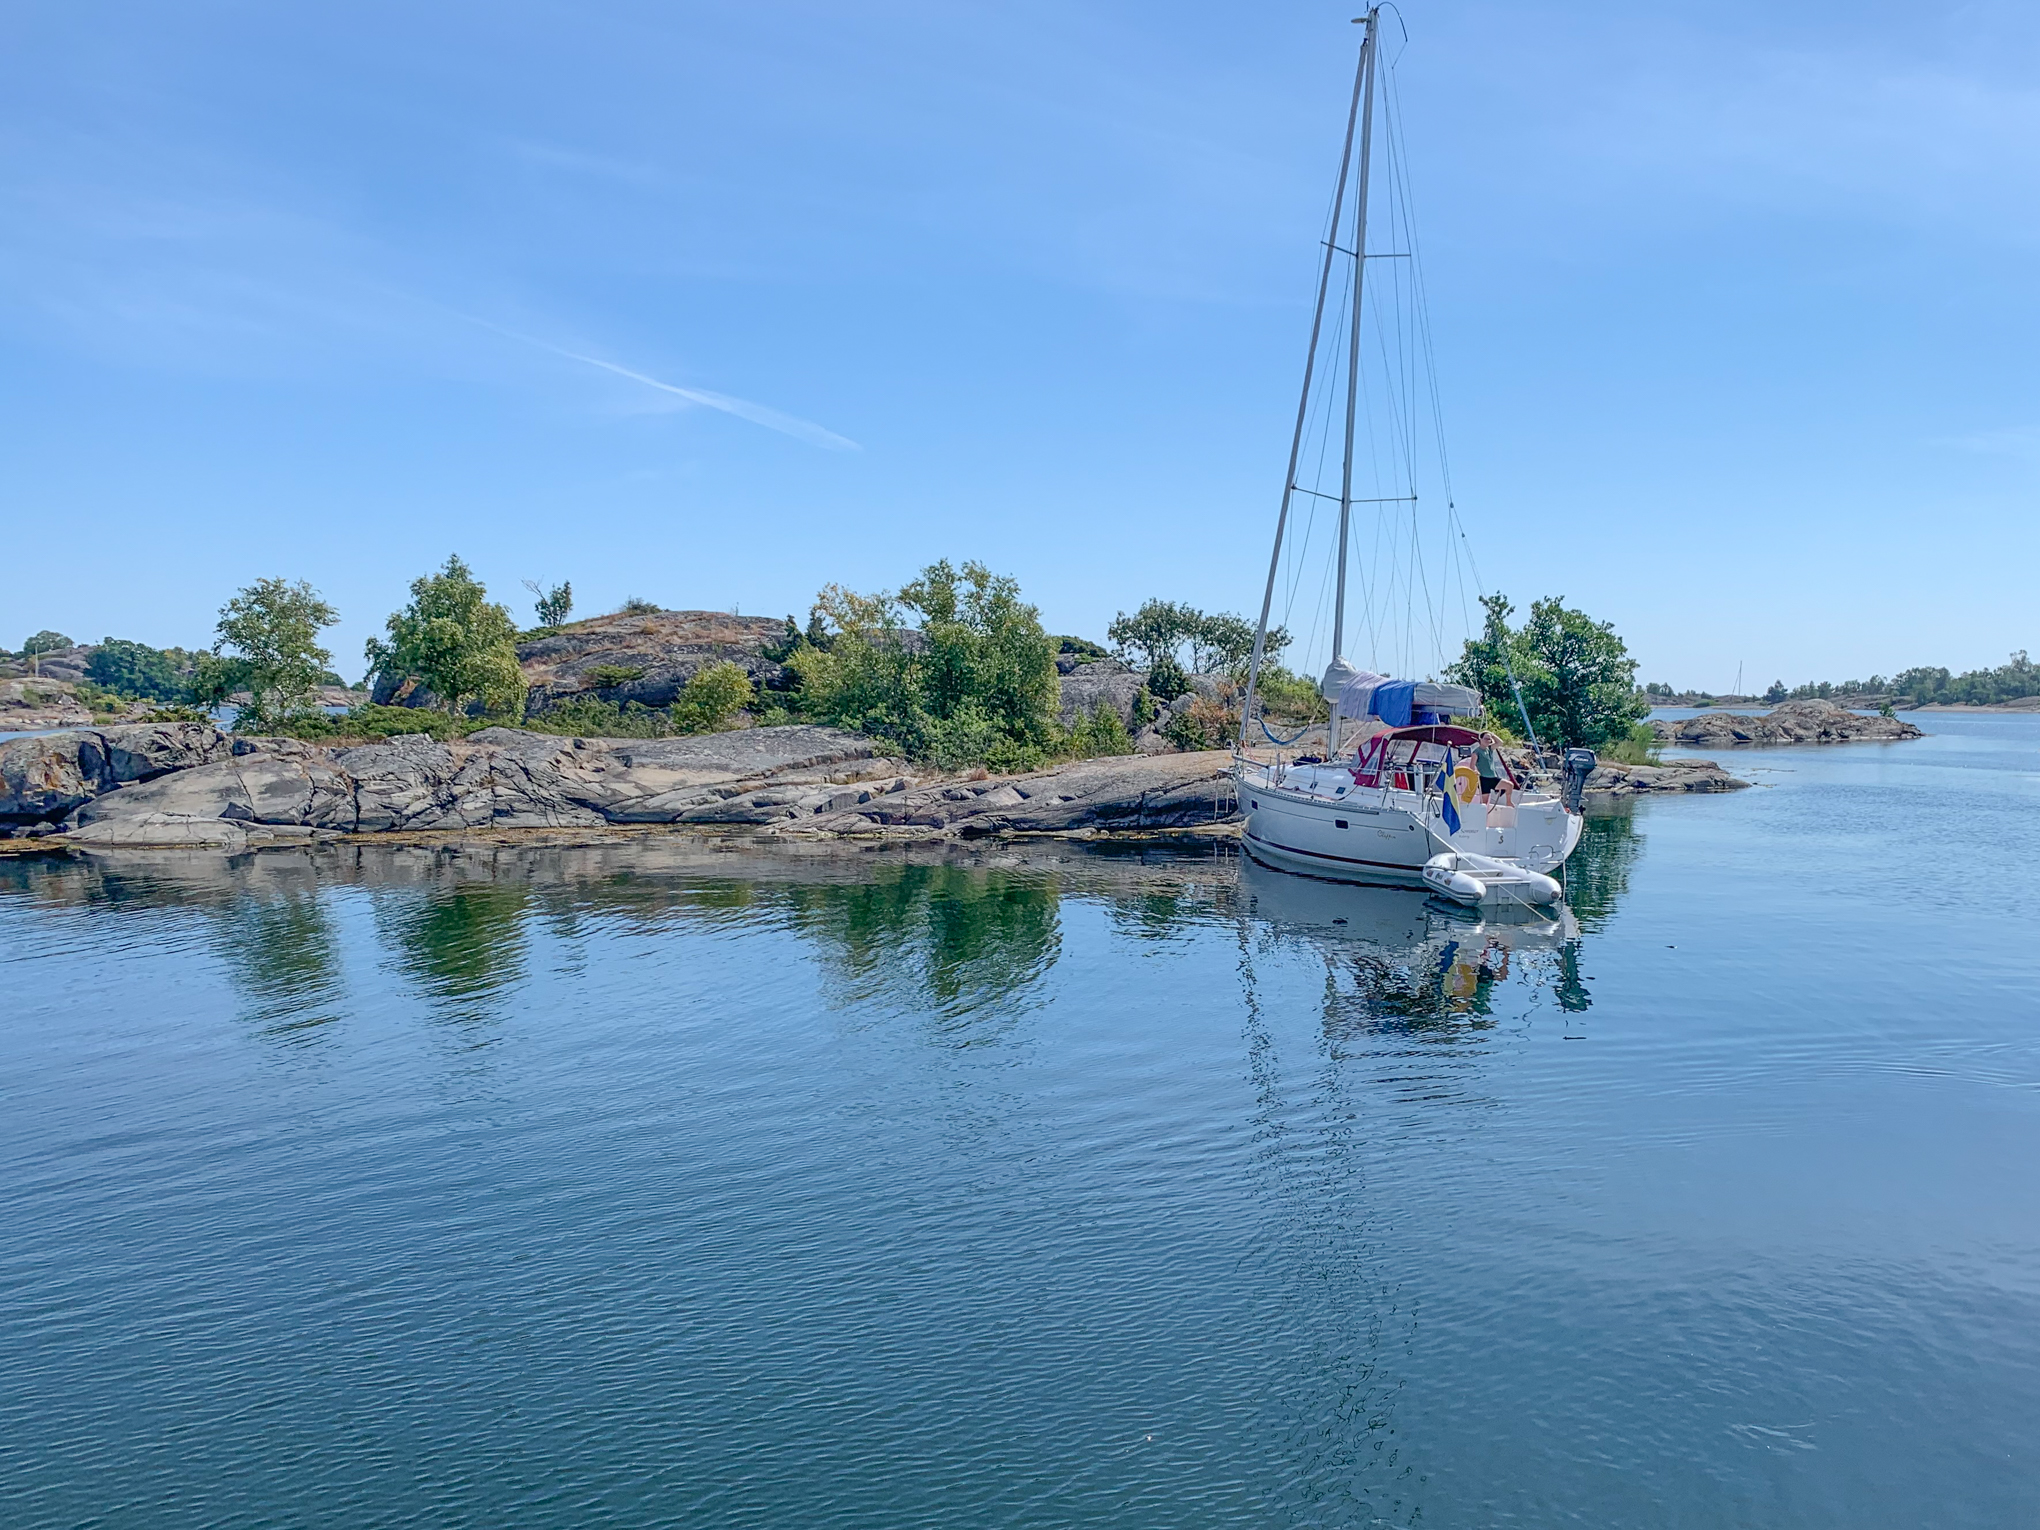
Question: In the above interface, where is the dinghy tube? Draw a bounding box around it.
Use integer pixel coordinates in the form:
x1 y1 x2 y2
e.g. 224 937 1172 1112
1422 851 1563 907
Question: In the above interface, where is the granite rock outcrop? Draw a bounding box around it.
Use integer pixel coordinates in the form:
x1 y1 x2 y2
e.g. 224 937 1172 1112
372 610 796 713
1650 699 1923 746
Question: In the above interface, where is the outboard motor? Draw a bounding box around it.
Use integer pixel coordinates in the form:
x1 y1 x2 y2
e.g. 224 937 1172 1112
1560 748 1597 812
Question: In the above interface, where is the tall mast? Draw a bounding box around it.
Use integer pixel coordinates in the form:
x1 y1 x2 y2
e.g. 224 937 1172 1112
1327 7 1381 758
1333 8 1380 672
1236 11 1376 752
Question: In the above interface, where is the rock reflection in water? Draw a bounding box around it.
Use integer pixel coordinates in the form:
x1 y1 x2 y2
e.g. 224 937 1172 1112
0 850 351 1041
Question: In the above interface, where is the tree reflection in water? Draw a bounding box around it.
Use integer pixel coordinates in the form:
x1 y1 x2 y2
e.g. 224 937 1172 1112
373 879 533 1028
207 864 348 1041
774 862 1060 1037
1561 804 1643 931
0 852 351 1041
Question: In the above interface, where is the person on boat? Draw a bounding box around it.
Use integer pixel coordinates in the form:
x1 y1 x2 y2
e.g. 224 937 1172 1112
1475 741 1504 802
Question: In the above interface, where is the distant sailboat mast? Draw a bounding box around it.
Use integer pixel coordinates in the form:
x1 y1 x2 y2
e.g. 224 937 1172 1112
1239 6 1383 757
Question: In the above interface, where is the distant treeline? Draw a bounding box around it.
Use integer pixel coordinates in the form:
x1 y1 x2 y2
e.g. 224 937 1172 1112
1642 651 2037 707
1779 651 2036 705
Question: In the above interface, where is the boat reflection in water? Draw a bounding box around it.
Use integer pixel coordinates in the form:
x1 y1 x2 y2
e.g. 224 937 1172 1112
1235 850 1593 1040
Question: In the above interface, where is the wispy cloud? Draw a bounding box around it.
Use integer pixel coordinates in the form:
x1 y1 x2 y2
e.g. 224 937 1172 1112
473 318 861 451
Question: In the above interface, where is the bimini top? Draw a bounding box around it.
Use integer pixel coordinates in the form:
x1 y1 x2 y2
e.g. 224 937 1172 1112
1319 659 1480 728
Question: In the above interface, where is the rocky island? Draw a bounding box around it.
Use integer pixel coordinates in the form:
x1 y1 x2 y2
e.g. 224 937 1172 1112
1 718 1748 853
1650 698 1924 747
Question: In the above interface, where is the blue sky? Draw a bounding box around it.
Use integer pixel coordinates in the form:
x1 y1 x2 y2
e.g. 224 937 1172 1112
2 0 2034 691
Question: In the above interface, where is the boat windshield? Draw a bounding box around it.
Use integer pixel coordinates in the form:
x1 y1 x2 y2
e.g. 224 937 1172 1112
1348 725 1514 792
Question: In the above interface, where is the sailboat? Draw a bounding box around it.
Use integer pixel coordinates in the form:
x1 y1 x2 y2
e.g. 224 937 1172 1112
1233 7 1588 902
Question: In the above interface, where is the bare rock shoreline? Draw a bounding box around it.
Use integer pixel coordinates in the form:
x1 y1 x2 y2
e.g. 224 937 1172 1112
1651 698 1924 747
2 722 1750 854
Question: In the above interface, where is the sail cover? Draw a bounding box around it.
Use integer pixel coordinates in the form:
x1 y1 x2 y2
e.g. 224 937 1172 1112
1319 659 1479 724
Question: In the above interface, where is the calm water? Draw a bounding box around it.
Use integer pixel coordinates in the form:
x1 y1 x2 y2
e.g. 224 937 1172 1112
4 716 2038 1527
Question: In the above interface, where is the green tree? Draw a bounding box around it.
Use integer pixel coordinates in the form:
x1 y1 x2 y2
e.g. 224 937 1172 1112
21 629 73 655
1762 679 1788 704
85 638 188 702
209 578 339 729
1108 599 1198 669
523 579 574 628
366 556 526 717
1109 600 1287 679
1450 594 1530 734
792 560 1058 770
1448 593 1646 749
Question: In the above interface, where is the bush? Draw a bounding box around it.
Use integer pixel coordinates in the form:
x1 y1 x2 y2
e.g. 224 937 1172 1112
1163 696 1235 751
1147 653 1188 704
1601 723 1661 767
1062 700 1135 760
519 662 755 740
266 705 479 742
584 664 646 689
518 699 670 739
616 597 661 615
1254 663 1326 722
73 677 133 718
671 661 753 733
791 560 1058 769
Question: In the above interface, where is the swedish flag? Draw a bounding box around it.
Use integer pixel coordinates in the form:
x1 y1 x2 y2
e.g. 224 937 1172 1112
1439 747 1462 834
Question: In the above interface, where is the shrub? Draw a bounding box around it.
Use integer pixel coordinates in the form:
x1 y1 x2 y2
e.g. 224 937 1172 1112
1147 653 1188 704
265 705 477 742
1163 696 1235 751
792 560 1058 769
616 597 661 615
518 699 670 739
671 661 754 733
584 664 647 690
1601 723 1661 767
1254 662 1326 722
1062 700 1135 760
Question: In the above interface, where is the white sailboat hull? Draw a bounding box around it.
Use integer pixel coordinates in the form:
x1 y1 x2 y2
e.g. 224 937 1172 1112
1234 761 1582 886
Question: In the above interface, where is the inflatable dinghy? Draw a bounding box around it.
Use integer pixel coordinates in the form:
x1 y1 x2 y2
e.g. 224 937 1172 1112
1422 850 1563 907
